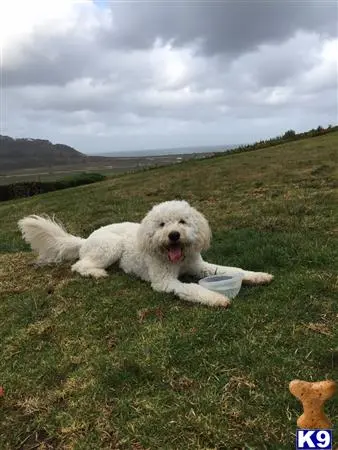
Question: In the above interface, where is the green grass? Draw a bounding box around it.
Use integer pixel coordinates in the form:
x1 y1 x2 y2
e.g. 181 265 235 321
0 133 337 449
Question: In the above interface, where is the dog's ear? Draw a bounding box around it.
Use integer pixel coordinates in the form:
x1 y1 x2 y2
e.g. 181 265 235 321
192 208 212 251
136 214 154 254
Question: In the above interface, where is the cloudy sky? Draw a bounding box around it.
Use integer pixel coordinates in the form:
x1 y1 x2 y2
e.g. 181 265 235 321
1 0 337 154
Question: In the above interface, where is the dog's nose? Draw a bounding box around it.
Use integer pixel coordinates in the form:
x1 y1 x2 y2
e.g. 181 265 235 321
168 231 180 242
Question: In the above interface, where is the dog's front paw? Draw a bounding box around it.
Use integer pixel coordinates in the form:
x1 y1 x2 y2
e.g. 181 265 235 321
209 292 231 308
242 272 274 285
71 262 108 279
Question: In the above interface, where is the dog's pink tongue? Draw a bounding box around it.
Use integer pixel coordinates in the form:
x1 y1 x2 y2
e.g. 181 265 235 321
168 247 182 263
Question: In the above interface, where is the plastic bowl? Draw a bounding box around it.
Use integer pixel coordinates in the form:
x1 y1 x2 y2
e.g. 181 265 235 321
198 272 244 299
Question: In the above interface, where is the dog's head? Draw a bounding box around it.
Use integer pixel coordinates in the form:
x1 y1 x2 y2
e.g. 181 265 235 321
137 200 211 263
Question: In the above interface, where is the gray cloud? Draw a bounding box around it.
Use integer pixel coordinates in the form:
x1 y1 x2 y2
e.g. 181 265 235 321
4 29 106 87
2 0 337 153
103 0 337 55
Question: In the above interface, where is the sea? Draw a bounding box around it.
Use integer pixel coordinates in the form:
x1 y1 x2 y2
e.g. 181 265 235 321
87 144 239 158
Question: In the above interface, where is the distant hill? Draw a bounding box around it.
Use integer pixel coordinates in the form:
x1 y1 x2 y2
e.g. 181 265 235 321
0 135 216 173
0 135 231 174
0 135 89 171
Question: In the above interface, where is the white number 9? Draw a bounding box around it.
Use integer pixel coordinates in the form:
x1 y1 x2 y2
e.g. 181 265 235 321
317 430 330 448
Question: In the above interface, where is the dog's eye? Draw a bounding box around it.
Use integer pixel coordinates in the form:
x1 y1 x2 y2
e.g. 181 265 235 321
159 222 165 227
179 219 186 224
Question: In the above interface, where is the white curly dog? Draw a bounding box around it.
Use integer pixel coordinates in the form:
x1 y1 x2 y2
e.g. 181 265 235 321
18 200 273 307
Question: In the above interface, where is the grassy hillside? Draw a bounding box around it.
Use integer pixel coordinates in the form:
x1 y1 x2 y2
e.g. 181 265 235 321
0 132 337 449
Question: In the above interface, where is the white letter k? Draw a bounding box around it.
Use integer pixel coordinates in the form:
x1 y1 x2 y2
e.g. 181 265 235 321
298 430 315 448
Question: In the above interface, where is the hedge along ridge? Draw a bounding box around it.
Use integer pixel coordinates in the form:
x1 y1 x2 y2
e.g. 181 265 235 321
0 172 106 202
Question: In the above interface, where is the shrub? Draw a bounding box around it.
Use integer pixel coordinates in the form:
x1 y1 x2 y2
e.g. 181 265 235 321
0 172 106 202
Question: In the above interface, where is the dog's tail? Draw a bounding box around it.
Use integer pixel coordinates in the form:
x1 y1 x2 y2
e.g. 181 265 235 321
18 215 85 263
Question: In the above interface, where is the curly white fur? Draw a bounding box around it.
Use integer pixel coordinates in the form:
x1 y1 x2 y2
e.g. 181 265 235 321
18 200 273 307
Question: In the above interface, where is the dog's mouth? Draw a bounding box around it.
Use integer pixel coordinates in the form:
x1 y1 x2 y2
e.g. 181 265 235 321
166 244 184 263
